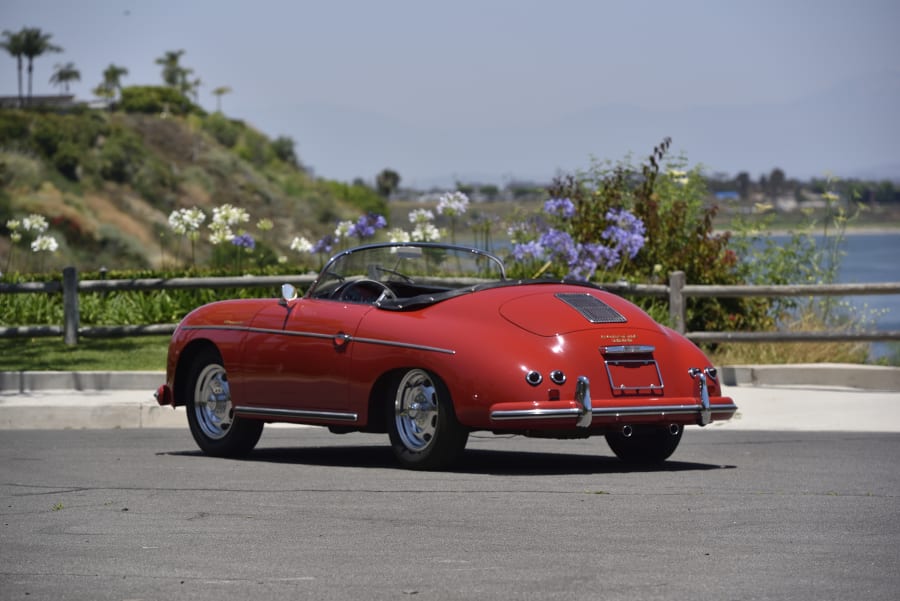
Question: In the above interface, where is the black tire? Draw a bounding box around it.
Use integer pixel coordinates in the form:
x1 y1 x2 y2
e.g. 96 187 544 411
387 368 468 470
605 425 683 465
185 348 263 457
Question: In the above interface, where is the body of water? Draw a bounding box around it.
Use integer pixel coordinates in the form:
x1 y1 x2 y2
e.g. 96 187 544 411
837 232 900 331
802 231 899 361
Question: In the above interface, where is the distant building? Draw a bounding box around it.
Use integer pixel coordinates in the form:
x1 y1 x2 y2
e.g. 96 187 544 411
0 94 77 109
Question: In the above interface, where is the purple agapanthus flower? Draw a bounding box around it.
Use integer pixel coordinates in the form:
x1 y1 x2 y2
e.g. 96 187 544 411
231 233 255 249
312 234 338 255
601 208 645 260
511 239 545 262
539 228 578 267
348 213 388 240
543 197 576 219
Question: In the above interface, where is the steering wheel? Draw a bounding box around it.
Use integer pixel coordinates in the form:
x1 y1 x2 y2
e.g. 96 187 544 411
332 279 396 304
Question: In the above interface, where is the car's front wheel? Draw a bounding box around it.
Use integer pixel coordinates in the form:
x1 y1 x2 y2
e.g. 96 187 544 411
388 368 468 470
605 424 683 464
185 349 263 457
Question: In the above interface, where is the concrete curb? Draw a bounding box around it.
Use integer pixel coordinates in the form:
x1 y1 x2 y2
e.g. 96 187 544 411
0 371 164 393
719 364 900 391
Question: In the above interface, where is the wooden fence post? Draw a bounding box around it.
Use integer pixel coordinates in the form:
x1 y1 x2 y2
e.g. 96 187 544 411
63 266 79 346
669 270 686 334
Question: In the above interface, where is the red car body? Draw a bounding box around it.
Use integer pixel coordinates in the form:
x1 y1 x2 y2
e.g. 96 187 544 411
157 242 736 469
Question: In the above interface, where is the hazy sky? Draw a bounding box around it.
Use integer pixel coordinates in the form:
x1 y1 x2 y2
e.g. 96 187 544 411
2 0 899 186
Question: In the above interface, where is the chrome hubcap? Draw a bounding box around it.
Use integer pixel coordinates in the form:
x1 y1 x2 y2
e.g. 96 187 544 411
394 369 439 451
194 364 233 440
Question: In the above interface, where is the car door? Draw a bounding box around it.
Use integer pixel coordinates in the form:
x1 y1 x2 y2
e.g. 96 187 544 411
235 297 373 416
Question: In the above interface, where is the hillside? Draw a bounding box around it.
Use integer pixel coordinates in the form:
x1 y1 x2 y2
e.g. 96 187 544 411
0 97 385 274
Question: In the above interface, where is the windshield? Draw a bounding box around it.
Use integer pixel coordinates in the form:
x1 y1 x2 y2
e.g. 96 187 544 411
307 243 506 301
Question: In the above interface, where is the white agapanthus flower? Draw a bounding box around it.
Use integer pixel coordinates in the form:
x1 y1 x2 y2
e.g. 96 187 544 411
411 222 441 242
386 228 411 243
208 227 232 246
289 236 313 253
436 191 469 217
22 214 49 233
208 204 248 245
168 207 206 238
334 220 354 240
6 219 22 243
212 204 250 227
408 209 435 225
31 234 59 253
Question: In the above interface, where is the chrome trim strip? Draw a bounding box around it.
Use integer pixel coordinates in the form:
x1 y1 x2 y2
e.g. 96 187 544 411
590 403 738 418
234 406 359 422
182 325 455 355
490 403 738 422
350 336 455 355
490 408 583 421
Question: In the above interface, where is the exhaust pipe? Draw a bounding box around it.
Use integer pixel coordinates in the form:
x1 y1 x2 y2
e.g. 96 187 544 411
621 425 633 438
669 424 681 436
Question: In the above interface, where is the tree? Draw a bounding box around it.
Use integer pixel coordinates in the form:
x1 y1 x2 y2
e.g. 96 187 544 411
376 168 401 198
211 85 231 112
735 171 751 201
768 167 786 200
49 61 80 94
271 135 299 167
155 49 200 99
155 49 185 88
0 29 26 107
93 63 128 107
20 27 62 104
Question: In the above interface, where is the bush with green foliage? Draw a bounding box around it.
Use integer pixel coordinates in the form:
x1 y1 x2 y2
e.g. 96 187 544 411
119 85 197 116
201 112 242 148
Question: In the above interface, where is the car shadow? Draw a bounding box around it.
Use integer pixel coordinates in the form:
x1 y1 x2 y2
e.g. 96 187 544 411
161 445 734 475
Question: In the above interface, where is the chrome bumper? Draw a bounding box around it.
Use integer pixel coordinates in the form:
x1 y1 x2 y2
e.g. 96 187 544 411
489 374 737 426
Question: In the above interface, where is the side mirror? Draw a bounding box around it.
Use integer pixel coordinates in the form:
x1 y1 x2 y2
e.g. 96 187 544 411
281 283 298 304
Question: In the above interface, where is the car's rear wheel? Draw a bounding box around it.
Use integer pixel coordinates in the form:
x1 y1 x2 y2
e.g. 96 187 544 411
388 368 468 470
605 424 683 464
186 349 263 457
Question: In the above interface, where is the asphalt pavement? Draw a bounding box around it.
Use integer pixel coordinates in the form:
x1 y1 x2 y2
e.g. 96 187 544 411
0 364 898 431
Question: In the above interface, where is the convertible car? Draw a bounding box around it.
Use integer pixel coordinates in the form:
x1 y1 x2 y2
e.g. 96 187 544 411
156 242 736 469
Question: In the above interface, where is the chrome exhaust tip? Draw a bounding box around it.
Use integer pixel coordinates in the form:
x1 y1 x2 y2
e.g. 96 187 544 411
668 423 681 436
621 425 633 438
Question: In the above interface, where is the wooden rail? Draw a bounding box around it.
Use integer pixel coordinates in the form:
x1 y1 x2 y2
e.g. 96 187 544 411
1 268 898 346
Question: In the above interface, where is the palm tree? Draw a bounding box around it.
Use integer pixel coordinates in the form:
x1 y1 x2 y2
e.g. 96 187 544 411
155 49 185 88
93 64 128 108
21 27 62 104
49 61 80 94
211 85 231 112
1 29 26 107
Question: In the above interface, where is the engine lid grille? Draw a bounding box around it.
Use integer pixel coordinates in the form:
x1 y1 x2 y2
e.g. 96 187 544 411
556 293 626 324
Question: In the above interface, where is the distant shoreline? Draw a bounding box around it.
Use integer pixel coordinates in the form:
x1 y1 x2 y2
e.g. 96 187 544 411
718 225 900 237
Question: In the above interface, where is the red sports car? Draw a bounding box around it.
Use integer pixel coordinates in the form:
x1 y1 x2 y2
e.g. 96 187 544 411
156 242 736 469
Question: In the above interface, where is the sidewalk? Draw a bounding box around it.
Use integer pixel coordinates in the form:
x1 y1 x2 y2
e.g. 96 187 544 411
0 365 898 431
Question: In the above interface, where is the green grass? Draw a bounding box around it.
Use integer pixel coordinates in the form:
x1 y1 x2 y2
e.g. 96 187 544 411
0 336 169 371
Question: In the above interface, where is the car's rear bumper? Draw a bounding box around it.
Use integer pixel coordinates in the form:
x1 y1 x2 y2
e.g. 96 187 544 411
489 375 736 428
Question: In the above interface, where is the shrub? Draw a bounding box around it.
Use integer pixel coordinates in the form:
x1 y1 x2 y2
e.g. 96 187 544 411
52 141 81 181
120 86 196 116
98 127 145 183
201 112 242 148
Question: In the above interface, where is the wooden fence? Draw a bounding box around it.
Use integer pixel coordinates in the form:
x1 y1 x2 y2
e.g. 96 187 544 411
1 267 899 346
